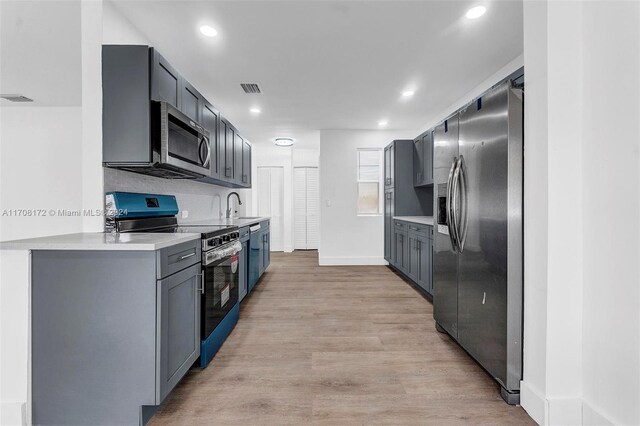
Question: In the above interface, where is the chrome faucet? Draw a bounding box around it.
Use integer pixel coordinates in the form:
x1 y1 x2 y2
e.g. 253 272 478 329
226 192 242 218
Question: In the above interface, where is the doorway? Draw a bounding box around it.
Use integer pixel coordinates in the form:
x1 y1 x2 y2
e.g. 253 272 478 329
257 166 284 251
293 167 319 250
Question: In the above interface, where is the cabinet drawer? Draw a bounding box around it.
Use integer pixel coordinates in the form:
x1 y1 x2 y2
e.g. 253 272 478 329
407 223 431 237
156 240 201 279
394 220 407 231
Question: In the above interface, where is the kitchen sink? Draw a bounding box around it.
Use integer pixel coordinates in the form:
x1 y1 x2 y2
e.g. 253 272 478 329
236 217 261 220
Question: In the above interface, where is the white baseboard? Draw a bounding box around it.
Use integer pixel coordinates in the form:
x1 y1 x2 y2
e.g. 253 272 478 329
318 256 387 266
1 401 26 426
521 381 547 425
582 399 615 426
548 397 582 425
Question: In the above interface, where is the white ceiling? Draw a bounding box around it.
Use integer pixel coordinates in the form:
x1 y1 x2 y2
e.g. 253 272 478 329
0 0 82 107
114 0 523 147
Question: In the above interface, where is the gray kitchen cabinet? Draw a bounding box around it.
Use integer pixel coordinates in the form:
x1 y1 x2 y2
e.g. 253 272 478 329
31 239 201 425
104 44 251 188
384 143 395 189
242 139 252 185
201 100 220 180
414 130 434 187
413 137 424 186
157 263 200 402
263 227 271 272
384 189 394 262
234 133 244 186
223 119 235 181
180 78 202 122
383 140 430 265
394 228 408 272
390 220 434 296
150 48 180 108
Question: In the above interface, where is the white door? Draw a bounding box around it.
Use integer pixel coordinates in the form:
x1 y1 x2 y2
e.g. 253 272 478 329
257 166 284 251
293 167 319 250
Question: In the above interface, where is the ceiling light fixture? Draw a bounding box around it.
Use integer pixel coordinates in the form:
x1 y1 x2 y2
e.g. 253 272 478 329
250 107 261 114
466 5 486 19
402 90 415 98
378 120 388 127
274 137 294 147
199 25 218 37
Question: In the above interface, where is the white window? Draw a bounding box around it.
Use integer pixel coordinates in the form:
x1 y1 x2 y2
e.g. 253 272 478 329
356 149 383 215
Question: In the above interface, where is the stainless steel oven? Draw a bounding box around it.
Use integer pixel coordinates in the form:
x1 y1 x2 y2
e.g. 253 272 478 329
201 237 240 340
152 101 211 178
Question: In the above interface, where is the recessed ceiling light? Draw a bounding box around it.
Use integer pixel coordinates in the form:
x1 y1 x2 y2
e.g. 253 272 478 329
378 120 388 127
466 5 486 19
402 90 415 98
274 137 294 147
199 25 218 37
250 107 261 114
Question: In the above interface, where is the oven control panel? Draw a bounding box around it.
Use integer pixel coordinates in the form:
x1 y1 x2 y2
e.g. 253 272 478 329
203 231 240 252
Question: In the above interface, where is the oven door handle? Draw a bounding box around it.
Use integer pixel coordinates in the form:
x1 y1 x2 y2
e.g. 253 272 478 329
196 273 204 295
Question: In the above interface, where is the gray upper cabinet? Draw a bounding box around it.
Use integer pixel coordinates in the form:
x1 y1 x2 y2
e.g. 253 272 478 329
384 144 395 189
242 139 251 185
105 44 251 188
223 119 235 181
414 129 433 187
201 101 220 180
150 48 180 108
413 137 424 186
234 133 244 185
180 79 202 122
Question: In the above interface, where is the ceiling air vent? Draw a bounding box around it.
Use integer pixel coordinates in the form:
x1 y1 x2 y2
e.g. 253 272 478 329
0 94 33 102
240 83 261 94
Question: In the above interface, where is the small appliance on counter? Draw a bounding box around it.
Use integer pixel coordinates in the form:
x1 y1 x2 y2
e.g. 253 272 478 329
106 191 241 368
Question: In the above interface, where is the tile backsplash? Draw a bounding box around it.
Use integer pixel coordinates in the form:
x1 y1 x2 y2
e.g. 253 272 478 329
103 168 249 223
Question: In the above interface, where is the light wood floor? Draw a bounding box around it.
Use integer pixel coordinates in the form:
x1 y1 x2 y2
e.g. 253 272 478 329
149 251 535 425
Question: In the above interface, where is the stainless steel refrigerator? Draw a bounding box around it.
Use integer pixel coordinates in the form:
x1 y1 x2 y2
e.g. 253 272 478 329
433 80 523 404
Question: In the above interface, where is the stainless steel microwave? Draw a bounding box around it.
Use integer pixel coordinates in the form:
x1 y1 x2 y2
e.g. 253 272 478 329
150 101 211 178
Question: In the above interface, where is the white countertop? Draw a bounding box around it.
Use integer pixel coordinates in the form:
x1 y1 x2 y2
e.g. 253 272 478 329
0 232 200 251
393 216 434 225
182 217 270 228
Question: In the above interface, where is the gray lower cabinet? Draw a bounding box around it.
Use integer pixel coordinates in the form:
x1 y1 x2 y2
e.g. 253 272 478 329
384 190 394 262
394 228 408 272
157 263 200 402
389 220 433 296
31 240 201 425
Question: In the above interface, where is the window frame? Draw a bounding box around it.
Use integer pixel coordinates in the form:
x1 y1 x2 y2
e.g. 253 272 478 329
356 148 383 216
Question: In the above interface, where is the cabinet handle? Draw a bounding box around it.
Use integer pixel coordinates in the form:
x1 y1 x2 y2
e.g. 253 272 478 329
225 166 231 177
178 252 196 261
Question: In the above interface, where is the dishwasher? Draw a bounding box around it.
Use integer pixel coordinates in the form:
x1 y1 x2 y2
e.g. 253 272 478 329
248 224 262 293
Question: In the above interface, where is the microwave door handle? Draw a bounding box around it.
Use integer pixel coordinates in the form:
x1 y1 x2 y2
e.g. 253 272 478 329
202 137 211 168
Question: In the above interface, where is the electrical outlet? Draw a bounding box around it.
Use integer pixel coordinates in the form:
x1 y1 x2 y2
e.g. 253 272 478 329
181 210 189 219
326 200 331 207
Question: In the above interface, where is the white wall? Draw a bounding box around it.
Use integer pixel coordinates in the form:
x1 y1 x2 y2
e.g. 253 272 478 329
318 129 414 265
521 1 640 425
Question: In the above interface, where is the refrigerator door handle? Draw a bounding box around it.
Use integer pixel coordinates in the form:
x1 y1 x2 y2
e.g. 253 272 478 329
457 155 469 252
451 156 464 252
446 157 460 252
